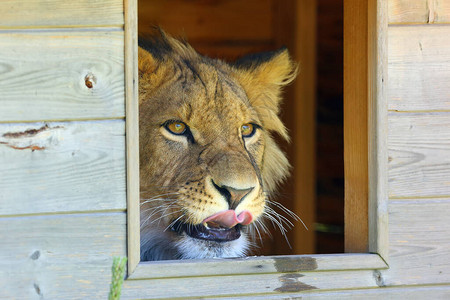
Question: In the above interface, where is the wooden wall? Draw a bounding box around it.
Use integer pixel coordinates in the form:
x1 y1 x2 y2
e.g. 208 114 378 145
1 0 449 298
383 0 450 286
0 1 127 298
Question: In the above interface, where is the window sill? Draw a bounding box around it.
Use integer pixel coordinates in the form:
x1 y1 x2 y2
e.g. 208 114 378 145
127 253 388 280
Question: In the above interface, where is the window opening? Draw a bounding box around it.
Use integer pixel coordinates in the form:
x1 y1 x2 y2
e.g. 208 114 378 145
136 0 345 261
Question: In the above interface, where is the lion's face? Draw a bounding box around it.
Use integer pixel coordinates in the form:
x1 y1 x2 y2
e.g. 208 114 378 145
139 33 296 260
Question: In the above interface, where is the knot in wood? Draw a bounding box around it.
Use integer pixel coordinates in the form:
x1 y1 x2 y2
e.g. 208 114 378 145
85 73 97 89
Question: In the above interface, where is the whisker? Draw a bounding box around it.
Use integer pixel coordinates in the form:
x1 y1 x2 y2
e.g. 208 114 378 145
140 193 179 205
264 212 287 234
140 203 179 227
267 200 300 221
164 215 185 232
265 207 294 229
140 200 178 211
157 203 180 227
150 209 183 225
140 202 177 217
252 220 264 242
267 200 308 231
263 211 292 249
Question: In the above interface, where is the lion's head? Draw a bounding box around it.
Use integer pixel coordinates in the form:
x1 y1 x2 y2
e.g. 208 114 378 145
139 31 297 260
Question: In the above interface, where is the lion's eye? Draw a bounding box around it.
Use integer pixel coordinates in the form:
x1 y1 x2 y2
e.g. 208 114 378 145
165 121 187 135
241 123 256 138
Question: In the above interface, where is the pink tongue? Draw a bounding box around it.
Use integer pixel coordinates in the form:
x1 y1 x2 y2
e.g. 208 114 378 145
203 210 253 228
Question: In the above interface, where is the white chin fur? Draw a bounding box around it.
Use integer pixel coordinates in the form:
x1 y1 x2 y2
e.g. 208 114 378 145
175 232 250 259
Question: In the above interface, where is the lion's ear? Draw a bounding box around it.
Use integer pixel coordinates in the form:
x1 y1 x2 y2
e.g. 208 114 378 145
233 49 297 141
138 47 157 76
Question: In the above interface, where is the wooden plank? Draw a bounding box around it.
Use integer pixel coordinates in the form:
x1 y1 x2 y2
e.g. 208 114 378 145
388 25 450 112
289 0 318 256
388 0 450 24
138 0 273 43
344 0 369 253
124 0 140 275
0 0 124 28
367 0 389 260
123 270 379 299
129 253 387 280
222 285 450 299
0 120 126 215
0 212 126 299
383 200 450 285
0 31 125 122
388 112 450 198
272 0 317 255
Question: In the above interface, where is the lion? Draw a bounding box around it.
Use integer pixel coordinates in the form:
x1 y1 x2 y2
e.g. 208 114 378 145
139 31 297 261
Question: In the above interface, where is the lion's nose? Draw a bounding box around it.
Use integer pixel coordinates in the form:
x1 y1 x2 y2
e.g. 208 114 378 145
212 180 254 209
225 186 253 208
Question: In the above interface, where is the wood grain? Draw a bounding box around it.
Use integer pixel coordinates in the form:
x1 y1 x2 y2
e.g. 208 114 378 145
217 285 450 299
388 0 450 24
124 0 140 275
0 212 126 299
123 270 380 299
138 0 273 43
270 0 317 255
0 0 124 28
384 200 450 285
388 25 450 112
388 112 450 198
0 120 126 215
130 253 387 280
0 31 125 122
289 0 318 256
368 0 389 260
344 0 369 253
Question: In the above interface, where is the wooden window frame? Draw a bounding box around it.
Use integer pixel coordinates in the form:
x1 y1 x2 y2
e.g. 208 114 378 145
124 0 390 291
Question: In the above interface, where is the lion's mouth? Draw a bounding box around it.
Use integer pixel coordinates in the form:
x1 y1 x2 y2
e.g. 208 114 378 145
175 222 242 242
171 210 253 243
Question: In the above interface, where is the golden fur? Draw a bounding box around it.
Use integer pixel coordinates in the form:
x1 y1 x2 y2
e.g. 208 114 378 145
139 31 297 260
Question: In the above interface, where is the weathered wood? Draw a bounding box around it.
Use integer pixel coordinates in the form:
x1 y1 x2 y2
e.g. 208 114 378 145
0 120 126 215
388 25 450 112
138 0 273 43
368 0 389 260
222 285 450 299
344 0 369 253
383 200 450 285
0 0 124 28
0 212 126 299
129 253 387 280
0 31 125 122
388 112 450 198
124 0 140 275
123 270 379 299
388 0 450 24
